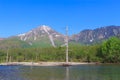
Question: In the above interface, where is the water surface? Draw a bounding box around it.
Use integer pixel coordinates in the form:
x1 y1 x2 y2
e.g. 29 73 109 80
0 64 120 80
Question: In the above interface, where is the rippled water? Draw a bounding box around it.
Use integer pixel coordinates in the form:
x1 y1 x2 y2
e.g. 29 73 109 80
0 64 120 80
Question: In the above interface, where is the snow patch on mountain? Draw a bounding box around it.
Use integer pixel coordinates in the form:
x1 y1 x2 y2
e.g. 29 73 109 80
42 25 56 47
16 25 64 47
18 33 26 37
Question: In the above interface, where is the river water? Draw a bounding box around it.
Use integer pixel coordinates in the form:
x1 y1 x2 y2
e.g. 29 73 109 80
0 64 120 80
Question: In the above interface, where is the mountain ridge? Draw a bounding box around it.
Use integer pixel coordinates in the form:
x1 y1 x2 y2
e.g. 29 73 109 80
70 25 120 44
15 25 65 47
0 25 120 48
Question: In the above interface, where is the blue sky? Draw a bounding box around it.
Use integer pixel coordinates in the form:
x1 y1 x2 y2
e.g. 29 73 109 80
0 0 120 37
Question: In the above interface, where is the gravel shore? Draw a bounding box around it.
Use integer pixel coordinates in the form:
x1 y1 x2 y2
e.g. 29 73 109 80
0 62 95 66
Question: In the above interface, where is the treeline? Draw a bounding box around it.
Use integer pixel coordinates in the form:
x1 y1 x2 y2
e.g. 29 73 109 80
0 37 120 63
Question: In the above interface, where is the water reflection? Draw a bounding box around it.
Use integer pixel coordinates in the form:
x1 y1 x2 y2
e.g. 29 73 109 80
65 67 69 80
0 64 120 80
0 65 26 80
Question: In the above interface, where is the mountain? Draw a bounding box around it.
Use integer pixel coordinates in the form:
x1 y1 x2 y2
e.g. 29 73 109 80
0 38 4 41
0 25 120 49
70 26 120 44
15 25 65 47
0 25 65 48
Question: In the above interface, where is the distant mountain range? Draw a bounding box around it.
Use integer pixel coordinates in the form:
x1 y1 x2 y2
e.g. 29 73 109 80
70 26 120 44
0 25 120 49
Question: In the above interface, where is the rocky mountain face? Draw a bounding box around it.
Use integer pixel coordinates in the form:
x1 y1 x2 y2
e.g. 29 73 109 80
16 25 65 47
70 26 120 44
0 25 120 49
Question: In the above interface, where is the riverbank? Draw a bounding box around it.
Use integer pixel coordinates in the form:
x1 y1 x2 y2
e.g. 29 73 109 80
0 62 95 66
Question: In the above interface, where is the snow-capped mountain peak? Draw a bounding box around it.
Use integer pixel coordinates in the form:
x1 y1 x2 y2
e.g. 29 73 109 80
17 25 64 47
40 25 51 31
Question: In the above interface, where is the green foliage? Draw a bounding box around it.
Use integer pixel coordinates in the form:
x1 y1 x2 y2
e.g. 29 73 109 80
0 38 30 49
0 37 120 63
0 50 6 62
0 45 101 63
101 37 120 63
